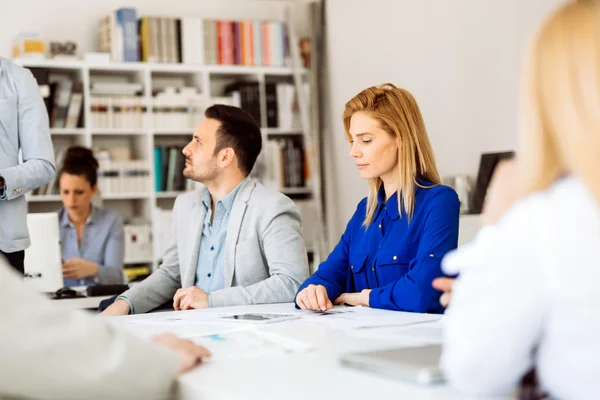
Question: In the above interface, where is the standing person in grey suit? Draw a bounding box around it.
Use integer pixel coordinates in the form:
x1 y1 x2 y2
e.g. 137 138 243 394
0 257 211 400
0 57 56 274
102 104 309 315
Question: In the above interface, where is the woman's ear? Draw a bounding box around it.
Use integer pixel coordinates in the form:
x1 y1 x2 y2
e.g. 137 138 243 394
91 184 98 196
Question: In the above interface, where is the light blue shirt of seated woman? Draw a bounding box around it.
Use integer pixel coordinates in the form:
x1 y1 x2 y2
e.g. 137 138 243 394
59 206 125 287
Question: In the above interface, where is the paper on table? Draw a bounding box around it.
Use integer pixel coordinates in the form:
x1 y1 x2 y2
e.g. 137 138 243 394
298 306 442 330
189 328 313 361
121 316 248 339
349 320 444 344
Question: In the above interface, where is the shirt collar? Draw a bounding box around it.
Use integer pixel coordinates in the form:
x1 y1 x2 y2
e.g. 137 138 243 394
201 178 246 214
376 186 401 220
61 206 96 228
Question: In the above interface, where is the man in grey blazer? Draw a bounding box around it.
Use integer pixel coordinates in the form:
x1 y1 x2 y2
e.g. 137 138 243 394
0 57 56 274
0 257 210 400
103 105 309 315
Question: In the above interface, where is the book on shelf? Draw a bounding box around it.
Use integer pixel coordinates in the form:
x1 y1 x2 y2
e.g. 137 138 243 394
152 207 173 261
99 8 139 62
152 86 206 130
94 147 150 195
27 67 84 129
123 223 153 264
90 95 147 129
224 81 261 126
123 265 151 283
154 145 188 192
96 159 150 195
263 136 308 189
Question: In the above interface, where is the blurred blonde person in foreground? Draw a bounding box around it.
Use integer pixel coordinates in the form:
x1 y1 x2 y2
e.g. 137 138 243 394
437 1 600 398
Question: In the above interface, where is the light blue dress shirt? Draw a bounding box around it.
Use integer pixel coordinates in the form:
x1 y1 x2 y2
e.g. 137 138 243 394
59 206 125 287
0 57 56 252
196 179 245 300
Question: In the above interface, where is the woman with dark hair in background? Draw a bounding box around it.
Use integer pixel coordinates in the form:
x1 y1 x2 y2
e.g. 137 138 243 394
58 146 124 286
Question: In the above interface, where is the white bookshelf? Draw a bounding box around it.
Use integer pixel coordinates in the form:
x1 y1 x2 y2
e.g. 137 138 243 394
20 56 320 272
16 59 308 76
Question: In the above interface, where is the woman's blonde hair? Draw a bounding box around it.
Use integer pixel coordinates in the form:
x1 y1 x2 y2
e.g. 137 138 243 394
519 0 600 202
343 83 442 226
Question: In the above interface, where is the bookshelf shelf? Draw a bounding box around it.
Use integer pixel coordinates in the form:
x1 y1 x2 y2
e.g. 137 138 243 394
15 58 307 76
155 191 188 199
91 129 149 136
153 129 194 136
102 193 150 200
280 187 312 195
124 258 154 265
27 195 62 202
51 128 86 135
263 128 303 136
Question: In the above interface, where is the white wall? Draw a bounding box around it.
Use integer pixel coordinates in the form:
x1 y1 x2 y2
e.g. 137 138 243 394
0 0 311 59
322 0 565 245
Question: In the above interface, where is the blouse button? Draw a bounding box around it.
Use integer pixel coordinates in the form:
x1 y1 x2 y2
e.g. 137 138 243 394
393 256 397 260
378 224 382 229
351 265 354 270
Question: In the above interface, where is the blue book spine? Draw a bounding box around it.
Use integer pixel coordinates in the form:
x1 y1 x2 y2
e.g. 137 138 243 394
253 20 262 66
117 8 139 62
154 147 162 192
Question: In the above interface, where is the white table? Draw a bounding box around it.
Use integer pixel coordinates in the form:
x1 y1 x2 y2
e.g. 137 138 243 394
108 303 514 400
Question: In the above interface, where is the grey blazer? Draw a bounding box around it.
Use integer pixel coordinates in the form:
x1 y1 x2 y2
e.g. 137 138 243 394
122 179 310 313
0 260 180 400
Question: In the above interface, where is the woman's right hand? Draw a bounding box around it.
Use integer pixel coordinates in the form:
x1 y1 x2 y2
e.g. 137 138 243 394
296 284 333 311
151 333 212 374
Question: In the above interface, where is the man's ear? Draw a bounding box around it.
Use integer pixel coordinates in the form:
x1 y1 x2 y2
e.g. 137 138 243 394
219 147 235 168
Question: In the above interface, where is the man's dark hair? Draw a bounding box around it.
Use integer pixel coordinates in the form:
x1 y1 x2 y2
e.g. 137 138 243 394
205 104 262 176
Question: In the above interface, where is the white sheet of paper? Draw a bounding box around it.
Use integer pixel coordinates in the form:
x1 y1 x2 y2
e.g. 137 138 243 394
297 306 442 330
121 316 247 339
189 328 313 361
349 320 444 344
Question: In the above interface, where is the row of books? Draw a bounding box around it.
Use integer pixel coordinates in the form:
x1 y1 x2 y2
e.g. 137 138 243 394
154 145 194 192
90 95 148 129
263 137 308 189
28 68 84 129
99 8 292 67
201 19 289 67
97 160 151 194
153 87 205 130
224 81 303 129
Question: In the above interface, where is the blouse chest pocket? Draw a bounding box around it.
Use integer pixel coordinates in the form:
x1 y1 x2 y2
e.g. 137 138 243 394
377 241 418 282
349 251 368 288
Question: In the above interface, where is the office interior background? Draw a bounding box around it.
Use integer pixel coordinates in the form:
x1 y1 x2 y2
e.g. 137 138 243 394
1 0 563 266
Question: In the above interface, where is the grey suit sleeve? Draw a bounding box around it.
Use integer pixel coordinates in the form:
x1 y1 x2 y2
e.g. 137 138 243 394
210 203 310 307
0 261 180 400
120 198 182 314
0 69 55 200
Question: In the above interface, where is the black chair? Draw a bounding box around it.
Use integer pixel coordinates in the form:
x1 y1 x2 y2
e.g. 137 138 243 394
97 296 174 314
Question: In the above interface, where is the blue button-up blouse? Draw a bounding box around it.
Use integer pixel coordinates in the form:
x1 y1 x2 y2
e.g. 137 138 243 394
297 182 460 313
